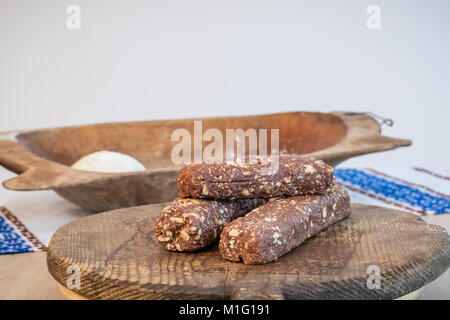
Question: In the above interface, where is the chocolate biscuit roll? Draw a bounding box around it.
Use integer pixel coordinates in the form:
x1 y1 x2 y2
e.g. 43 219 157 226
219 184 350 264
177 156 334 200
155 197 267 252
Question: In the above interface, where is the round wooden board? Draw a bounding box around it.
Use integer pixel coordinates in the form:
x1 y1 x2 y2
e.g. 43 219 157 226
47 203 450 300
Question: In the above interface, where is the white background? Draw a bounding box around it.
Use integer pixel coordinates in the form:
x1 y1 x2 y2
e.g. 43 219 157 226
1 0 449 168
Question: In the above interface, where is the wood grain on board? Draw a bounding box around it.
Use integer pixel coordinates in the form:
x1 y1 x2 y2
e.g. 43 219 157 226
47 203 450 300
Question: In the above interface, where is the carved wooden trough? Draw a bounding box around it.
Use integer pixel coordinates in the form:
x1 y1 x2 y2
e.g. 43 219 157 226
0 112 411 212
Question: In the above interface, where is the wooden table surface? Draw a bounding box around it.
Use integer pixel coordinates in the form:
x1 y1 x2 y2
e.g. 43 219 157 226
1 214 449 300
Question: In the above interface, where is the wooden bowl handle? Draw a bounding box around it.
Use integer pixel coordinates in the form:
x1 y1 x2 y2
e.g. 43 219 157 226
0 138 54 174
0 136 97 191
305 112 412 165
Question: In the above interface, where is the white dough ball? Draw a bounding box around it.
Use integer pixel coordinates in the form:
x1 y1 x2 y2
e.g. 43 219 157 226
71 151 146 173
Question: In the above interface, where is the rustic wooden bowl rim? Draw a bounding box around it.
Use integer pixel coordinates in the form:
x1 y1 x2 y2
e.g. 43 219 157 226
0 111 411 191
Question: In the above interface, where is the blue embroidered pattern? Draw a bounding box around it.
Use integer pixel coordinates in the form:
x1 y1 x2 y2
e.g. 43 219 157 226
335 169 450 214
0 215 33 254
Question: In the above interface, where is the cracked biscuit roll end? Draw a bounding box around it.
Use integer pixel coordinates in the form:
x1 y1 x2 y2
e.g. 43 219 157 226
155 197 267 252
